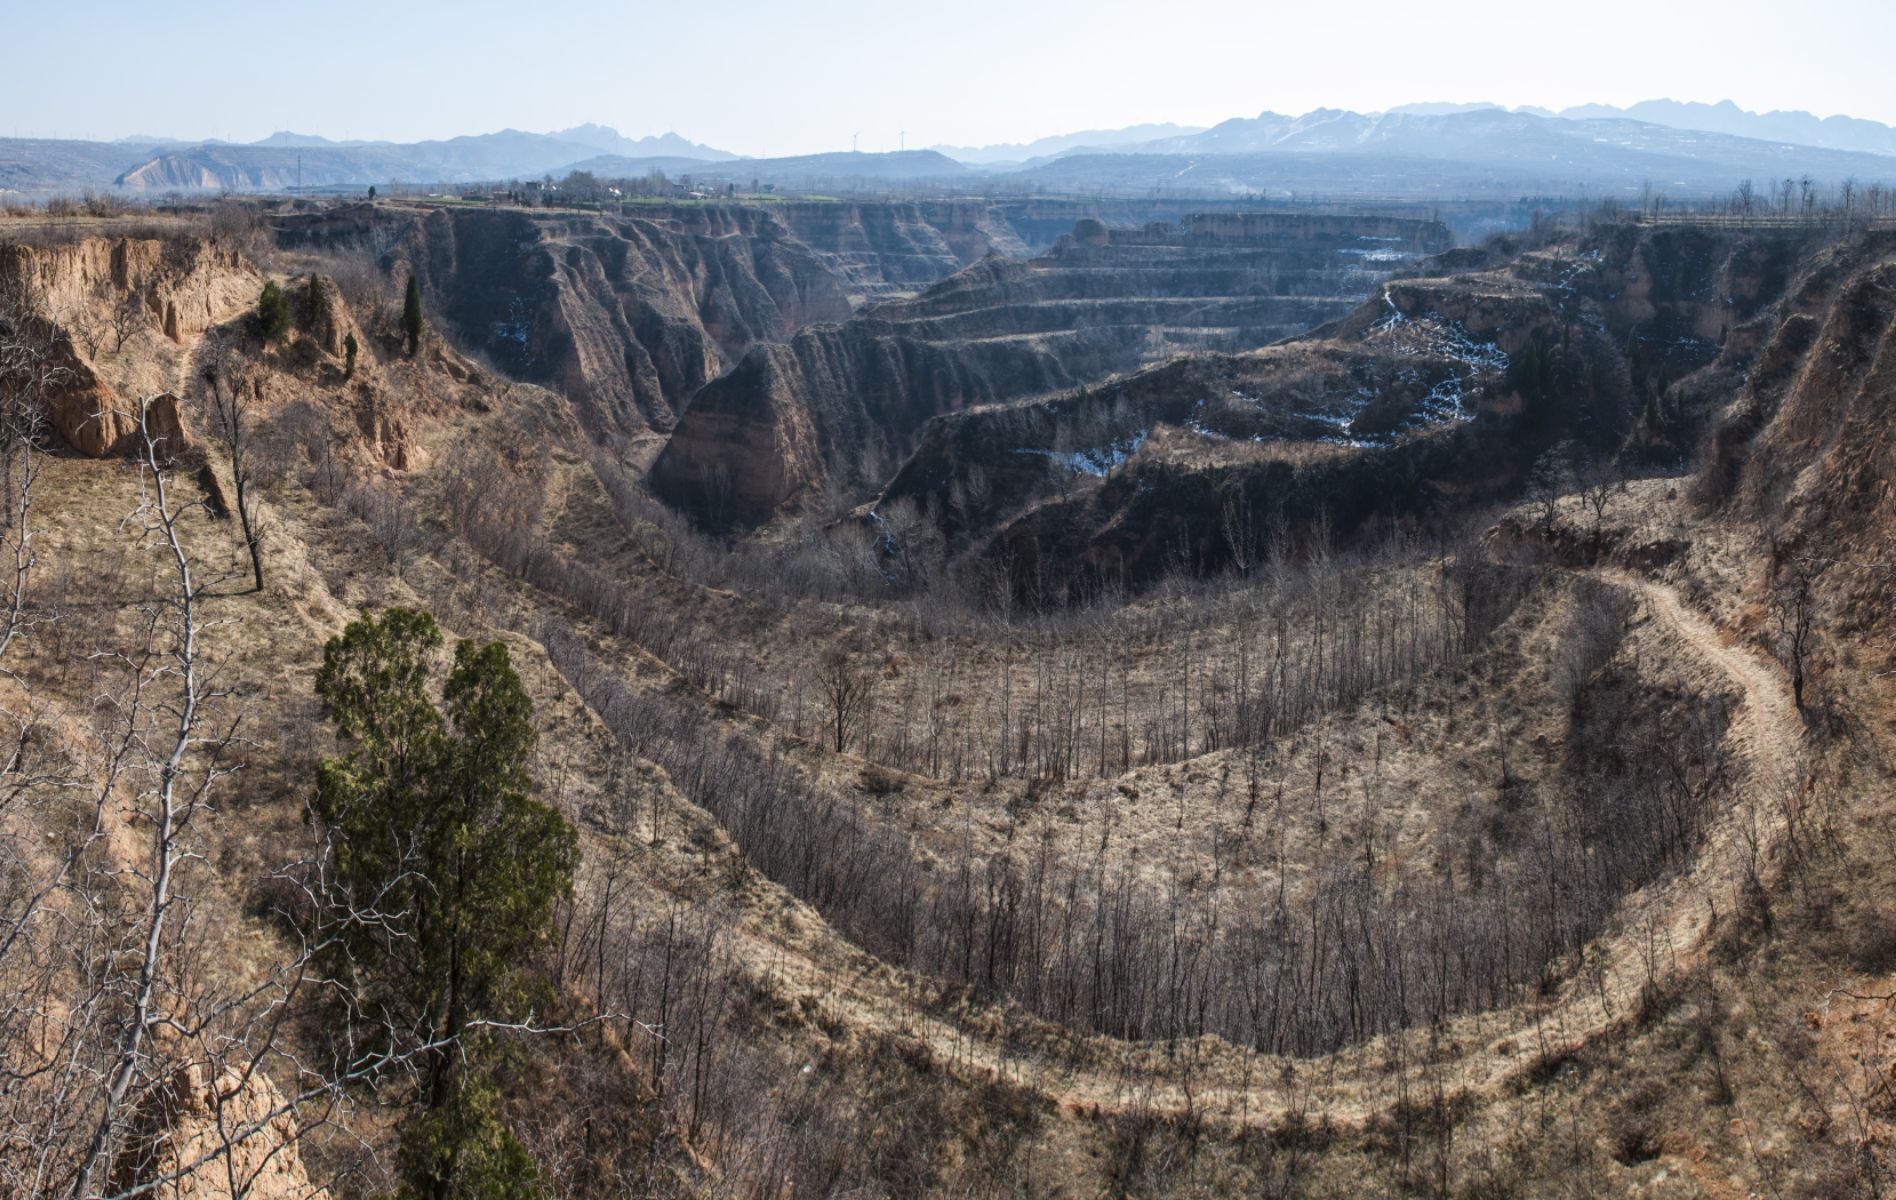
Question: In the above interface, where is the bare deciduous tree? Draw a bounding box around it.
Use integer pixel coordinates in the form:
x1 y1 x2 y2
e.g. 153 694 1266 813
110 291 147 355
342 479 423 577
201 346 267 592
64 396 245 1199
1773 558 1820 710
818 647 874 754
1571 446 1624 541
1525 447 1569 531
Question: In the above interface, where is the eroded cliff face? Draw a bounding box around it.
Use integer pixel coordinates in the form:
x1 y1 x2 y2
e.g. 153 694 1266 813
1697 230 1896 641
651 316 1150 520
652 214 1453 524
0 235 261 456
1 229 509 474
16 235 259 345
112 1047 326 1200
386 208 821 439
877 221 1846 591
276 202 1015 448
769 201 1032 301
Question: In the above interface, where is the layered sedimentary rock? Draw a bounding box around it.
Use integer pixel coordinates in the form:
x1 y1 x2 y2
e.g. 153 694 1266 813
652 213 1453 523
278 203 1018 442
878 222 1840 589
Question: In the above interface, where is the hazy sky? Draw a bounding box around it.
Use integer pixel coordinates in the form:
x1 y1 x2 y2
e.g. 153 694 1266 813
10 0 1896 155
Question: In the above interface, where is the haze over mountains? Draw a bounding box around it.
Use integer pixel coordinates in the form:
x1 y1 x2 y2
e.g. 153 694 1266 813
7 99 1896 200
0 125 736 198
926 123 1210 163
1478 99 1896 158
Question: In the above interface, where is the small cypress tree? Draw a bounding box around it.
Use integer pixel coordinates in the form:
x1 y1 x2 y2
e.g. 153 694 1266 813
257 280 290 342
343 331 359 380
402 275 424 356
313 609 575 1200
304 274 328 329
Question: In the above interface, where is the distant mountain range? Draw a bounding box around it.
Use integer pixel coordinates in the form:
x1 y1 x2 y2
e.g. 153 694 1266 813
0 125 736 197
4 101 1896 200
1547 100 1896 158
928 124 1208 164
1033 106 1896 168
667 108 1896 198
1370 100 1896 158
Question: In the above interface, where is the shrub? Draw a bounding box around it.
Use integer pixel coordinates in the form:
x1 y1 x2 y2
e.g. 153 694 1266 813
257 280 290 342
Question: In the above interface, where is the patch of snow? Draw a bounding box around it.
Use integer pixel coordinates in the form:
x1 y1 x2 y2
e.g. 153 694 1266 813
1340 248 1411 263
490 295 533 349
1188 386 1392 448
1014 428 1149 477
1373 288 1407 331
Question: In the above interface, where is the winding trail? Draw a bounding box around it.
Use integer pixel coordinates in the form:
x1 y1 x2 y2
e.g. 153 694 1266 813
1609 570 1806 802
717 567 1813 1129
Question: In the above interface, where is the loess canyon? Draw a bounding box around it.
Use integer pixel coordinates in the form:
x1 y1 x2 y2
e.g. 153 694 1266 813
0 193 1893 1200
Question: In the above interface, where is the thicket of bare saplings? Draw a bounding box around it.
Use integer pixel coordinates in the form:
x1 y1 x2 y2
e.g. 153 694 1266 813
350 417 1740 1057
438 442 1532 781
524 589 1730 1055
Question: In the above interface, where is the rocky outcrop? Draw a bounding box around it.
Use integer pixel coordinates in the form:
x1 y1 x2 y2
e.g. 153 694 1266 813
653 214 1453 524
136 391 191 459
311 279 352 357
353 384 424 470
35 340 190 459
39 334 134 455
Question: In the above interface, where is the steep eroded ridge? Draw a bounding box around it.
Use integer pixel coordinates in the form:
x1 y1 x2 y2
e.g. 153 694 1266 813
653 212 1452 523
882 221 1842 590
275 201 1016 447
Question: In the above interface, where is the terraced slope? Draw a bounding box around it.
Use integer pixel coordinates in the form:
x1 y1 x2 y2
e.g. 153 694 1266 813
652 213 1452 522
881 222 1836 589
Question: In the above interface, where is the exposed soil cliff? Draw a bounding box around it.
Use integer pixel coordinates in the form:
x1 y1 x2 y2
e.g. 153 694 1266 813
0 234 260 455
882 222 1841 589
1 227 509 476
1695 229 1896 643
653 214 1453 524
275 202 1017 447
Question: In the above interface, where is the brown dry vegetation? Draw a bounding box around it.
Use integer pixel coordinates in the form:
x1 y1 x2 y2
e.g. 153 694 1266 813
0 207 1892 1199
